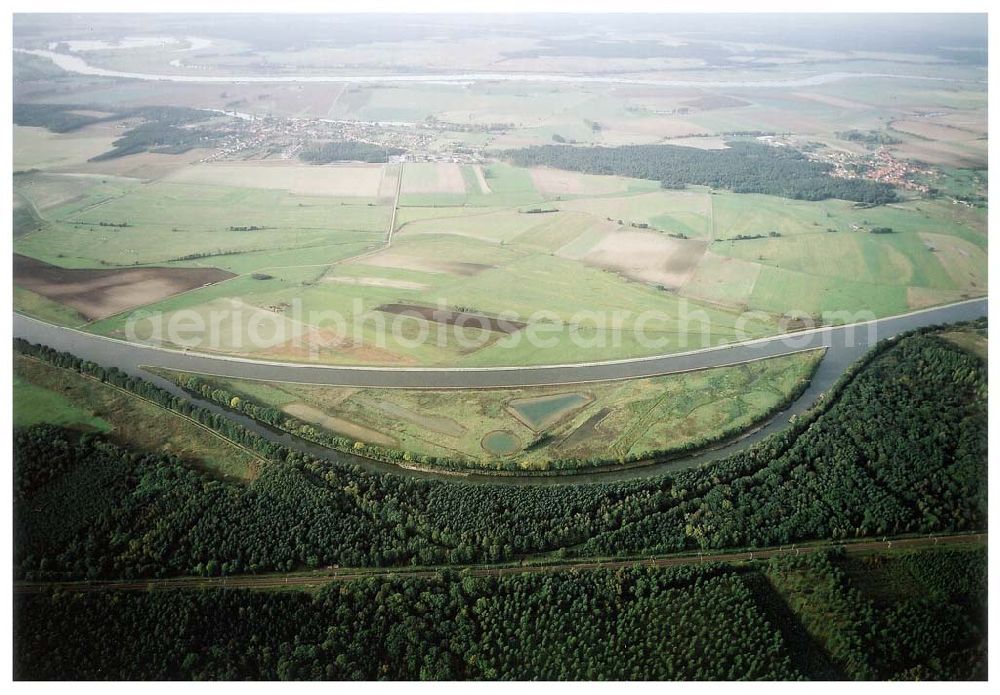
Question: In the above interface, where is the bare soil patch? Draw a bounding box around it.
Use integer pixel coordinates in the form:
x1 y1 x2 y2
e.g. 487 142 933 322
791 91 870 110
377 303 527 335
557 407 612 454
891 119 983 143
353 252 494 276
166 161 386 197
358 396 467 438
401 162 467 194
581 230 708 288
80 149 219 180
529 167 627 196
13 254 234 321
906 286 971 311
325 276 428 290
681 94 750 111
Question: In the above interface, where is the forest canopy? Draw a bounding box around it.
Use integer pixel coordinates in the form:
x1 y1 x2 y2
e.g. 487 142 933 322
503 141 899 204
299 140 404 164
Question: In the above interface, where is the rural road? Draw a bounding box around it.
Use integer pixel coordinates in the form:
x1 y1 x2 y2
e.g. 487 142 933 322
11 298 988 389
14 532 986 595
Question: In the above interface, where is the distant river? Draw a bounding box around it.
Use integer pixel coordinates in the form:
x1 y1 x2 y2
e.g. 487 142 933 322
14 48 978 89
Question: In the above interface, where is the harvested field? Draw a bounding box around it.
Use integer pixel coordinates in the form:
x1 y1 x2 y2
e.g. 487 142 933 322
602 116 710 140
790 91 871 110
13 126 117 170
529 167 630 196
580 230 708 288
401 162 467 194
377 163 402 200
325 276 428 290
376 303 527 334
353 252 494 276
165 161 386 197
682 94 750 111
13 254 234 321
283 402 397 447
890 140 986 169
906 286 971 311
68 148 219 181
890 119 984 143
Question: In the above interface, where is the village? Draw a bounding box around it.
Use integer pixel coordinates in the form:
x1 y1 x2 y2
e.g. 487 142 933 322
813 146 932 194
198 109 488 164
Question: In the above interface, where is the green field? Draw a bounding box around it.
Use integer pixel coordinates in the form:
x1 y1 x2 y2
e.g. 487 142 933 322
11 72 987 369
14 180 389 268
14 374 111 432
13 287 87 326
153 348 823 470
15 159 986 365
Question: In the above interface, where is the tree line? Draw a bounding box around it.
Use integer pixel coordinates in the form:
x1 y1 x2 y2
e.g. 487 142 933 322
12 321 987 581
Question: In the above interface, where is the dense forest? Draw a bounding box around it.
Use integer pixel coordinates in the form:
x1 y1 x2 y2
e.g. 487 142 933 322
299 140 404 164
13 323 987 580
15 547 986 680
502 141 899 203
836 129 902 147
14 103 113 133
764 549 987 680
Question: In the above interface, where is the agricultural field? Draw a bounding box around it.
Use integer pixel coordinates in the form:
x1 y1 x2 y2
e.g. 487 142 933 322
154 348 822 470
164 161 389 198
13 140 986 363
13 125 118 170
11 15 987 371
9 12 989 685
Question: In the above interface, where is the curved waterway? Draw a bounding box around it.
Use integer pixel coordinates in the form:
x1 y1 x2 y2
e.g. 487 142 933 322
15 295 985 487
15 48 982 89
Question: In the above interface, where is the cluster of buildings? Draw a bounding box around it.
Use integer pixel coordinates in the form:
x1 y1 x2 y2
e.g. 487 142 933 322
814 146 931 194
197 111 450 163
